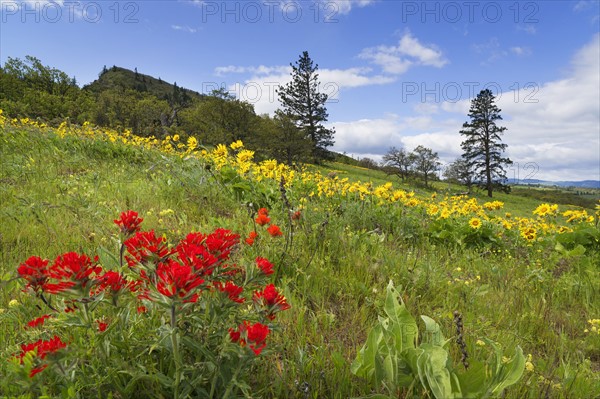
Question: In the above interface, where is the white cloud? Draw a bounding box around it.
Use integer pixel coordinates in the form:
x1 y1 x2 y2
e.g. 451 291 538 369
472 37 508 65
516 25 537 35
171 25 197 33
332 34 600 181
360 31 448 74
280 0 375 16
510 46 532 56
574 1 594 12
214 65 396 114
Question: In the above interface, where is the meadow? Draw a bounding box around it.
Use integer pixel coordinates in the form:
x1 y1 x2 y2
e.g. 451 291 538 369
1 113 599 398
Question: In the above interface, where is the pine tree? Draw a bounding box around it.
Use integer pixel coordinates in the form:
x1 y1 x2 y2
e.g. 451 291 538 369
277 51 334 163
460 89 512 197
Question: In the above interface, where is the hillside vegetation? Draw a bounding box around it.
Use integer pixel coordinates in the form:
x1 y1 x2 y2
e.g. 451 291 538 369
1 114 599 398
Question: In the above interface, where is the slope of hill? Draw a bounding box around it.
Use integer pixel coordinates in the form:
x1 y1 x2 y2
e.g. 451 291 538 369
0 111 599 398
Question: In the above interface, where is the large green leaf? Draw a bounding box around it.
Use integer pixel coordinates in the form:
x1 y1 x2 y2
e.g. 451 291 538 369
383 281 417 352
416 344 454 399
482 339 526 396
455 360 487 398
420 315 446 347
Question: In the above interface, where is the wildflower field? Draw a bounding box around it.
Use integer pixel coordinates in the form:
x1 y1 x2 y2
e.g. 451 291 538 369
1 112 599 398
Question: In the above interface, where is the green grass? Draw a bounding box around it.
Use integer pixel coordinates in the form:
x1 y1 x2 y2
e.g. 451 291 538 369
1 125 599 398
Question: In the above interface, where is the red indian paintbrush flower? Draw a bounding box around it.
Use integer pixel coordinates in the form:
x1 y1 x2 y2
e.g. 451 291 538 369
114 210 143 235
43 252 101 294
26 314 53 329
229 321 270 355
255 213 270 226
255 257 274 275
245 231 258 246
156 259 205 301
96 320 108 332
15 335 67 377
214 280 245 303
17 256 49 293
253 283 290 320
124 230 171 268
267 224 283 237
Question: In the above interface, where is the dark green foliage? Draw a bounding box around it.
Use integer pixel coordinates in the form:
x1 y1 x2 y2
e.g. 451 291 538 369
277 51 335 163
460 89 512 197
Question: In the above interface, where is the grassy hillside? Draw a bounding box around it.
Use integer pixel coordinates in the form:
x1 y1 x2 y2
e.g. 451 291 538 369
83 66 203 102
1 117 599 398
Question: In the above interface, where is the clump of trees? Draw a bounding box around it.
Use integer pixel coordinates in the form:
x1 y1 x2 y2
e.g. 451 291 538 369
382 145 440 188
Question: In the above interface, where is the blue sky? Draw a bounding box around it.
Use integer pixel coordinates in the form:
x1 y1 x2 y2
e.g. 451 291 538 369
1 0 599 181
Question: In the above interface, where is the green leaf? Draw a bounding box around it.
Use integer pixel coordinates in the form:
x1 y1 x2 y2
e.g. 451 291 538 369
420 315 446 346
383 281 417 352
416 344 454 399
455 360 487 398
490 346 526 395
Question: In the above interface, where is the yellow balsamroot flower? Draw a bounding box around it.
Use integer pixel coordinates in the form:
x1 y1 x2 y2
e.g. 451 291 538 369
520 227 537 242
483 200 504 211
533 203 558 217
186 136 198 152
230 140 244 150
439 209 451 219
502 220 513 230
427 204 440 216
469 218 482 229
562 209 588 223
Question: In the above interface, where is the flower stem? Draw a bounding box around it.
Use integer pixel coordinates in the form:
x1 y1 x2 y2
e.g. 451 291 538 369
221 359 243 399
171 303 181 399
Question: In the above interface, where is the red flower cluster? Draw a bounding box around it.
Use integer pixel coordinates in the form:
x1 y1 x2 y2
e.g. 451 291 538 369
292 210 302 220
255 257 274 275
174 229 239 277
267 225 283 237
253 284 290 320
124 230 171 268
114 210 143 235
255 208 271 226
245 231 258 246
17 256 49 293
214 281 245 303
95 271 131 294
18 253 101 295
229 321 270 355
14 336 67 377
26 314 53 329
156 259 205 302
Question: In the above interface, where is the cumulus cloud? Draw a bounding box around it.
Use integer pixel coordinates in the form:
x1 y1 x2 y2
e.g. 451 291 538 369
214 64 396 114
359 31 448 74
332 34 600 181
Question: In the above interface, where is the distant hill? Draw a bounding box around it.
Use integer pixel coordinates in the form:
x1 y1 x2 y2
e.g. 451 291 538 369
83 66 203 102
508 179 600 189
